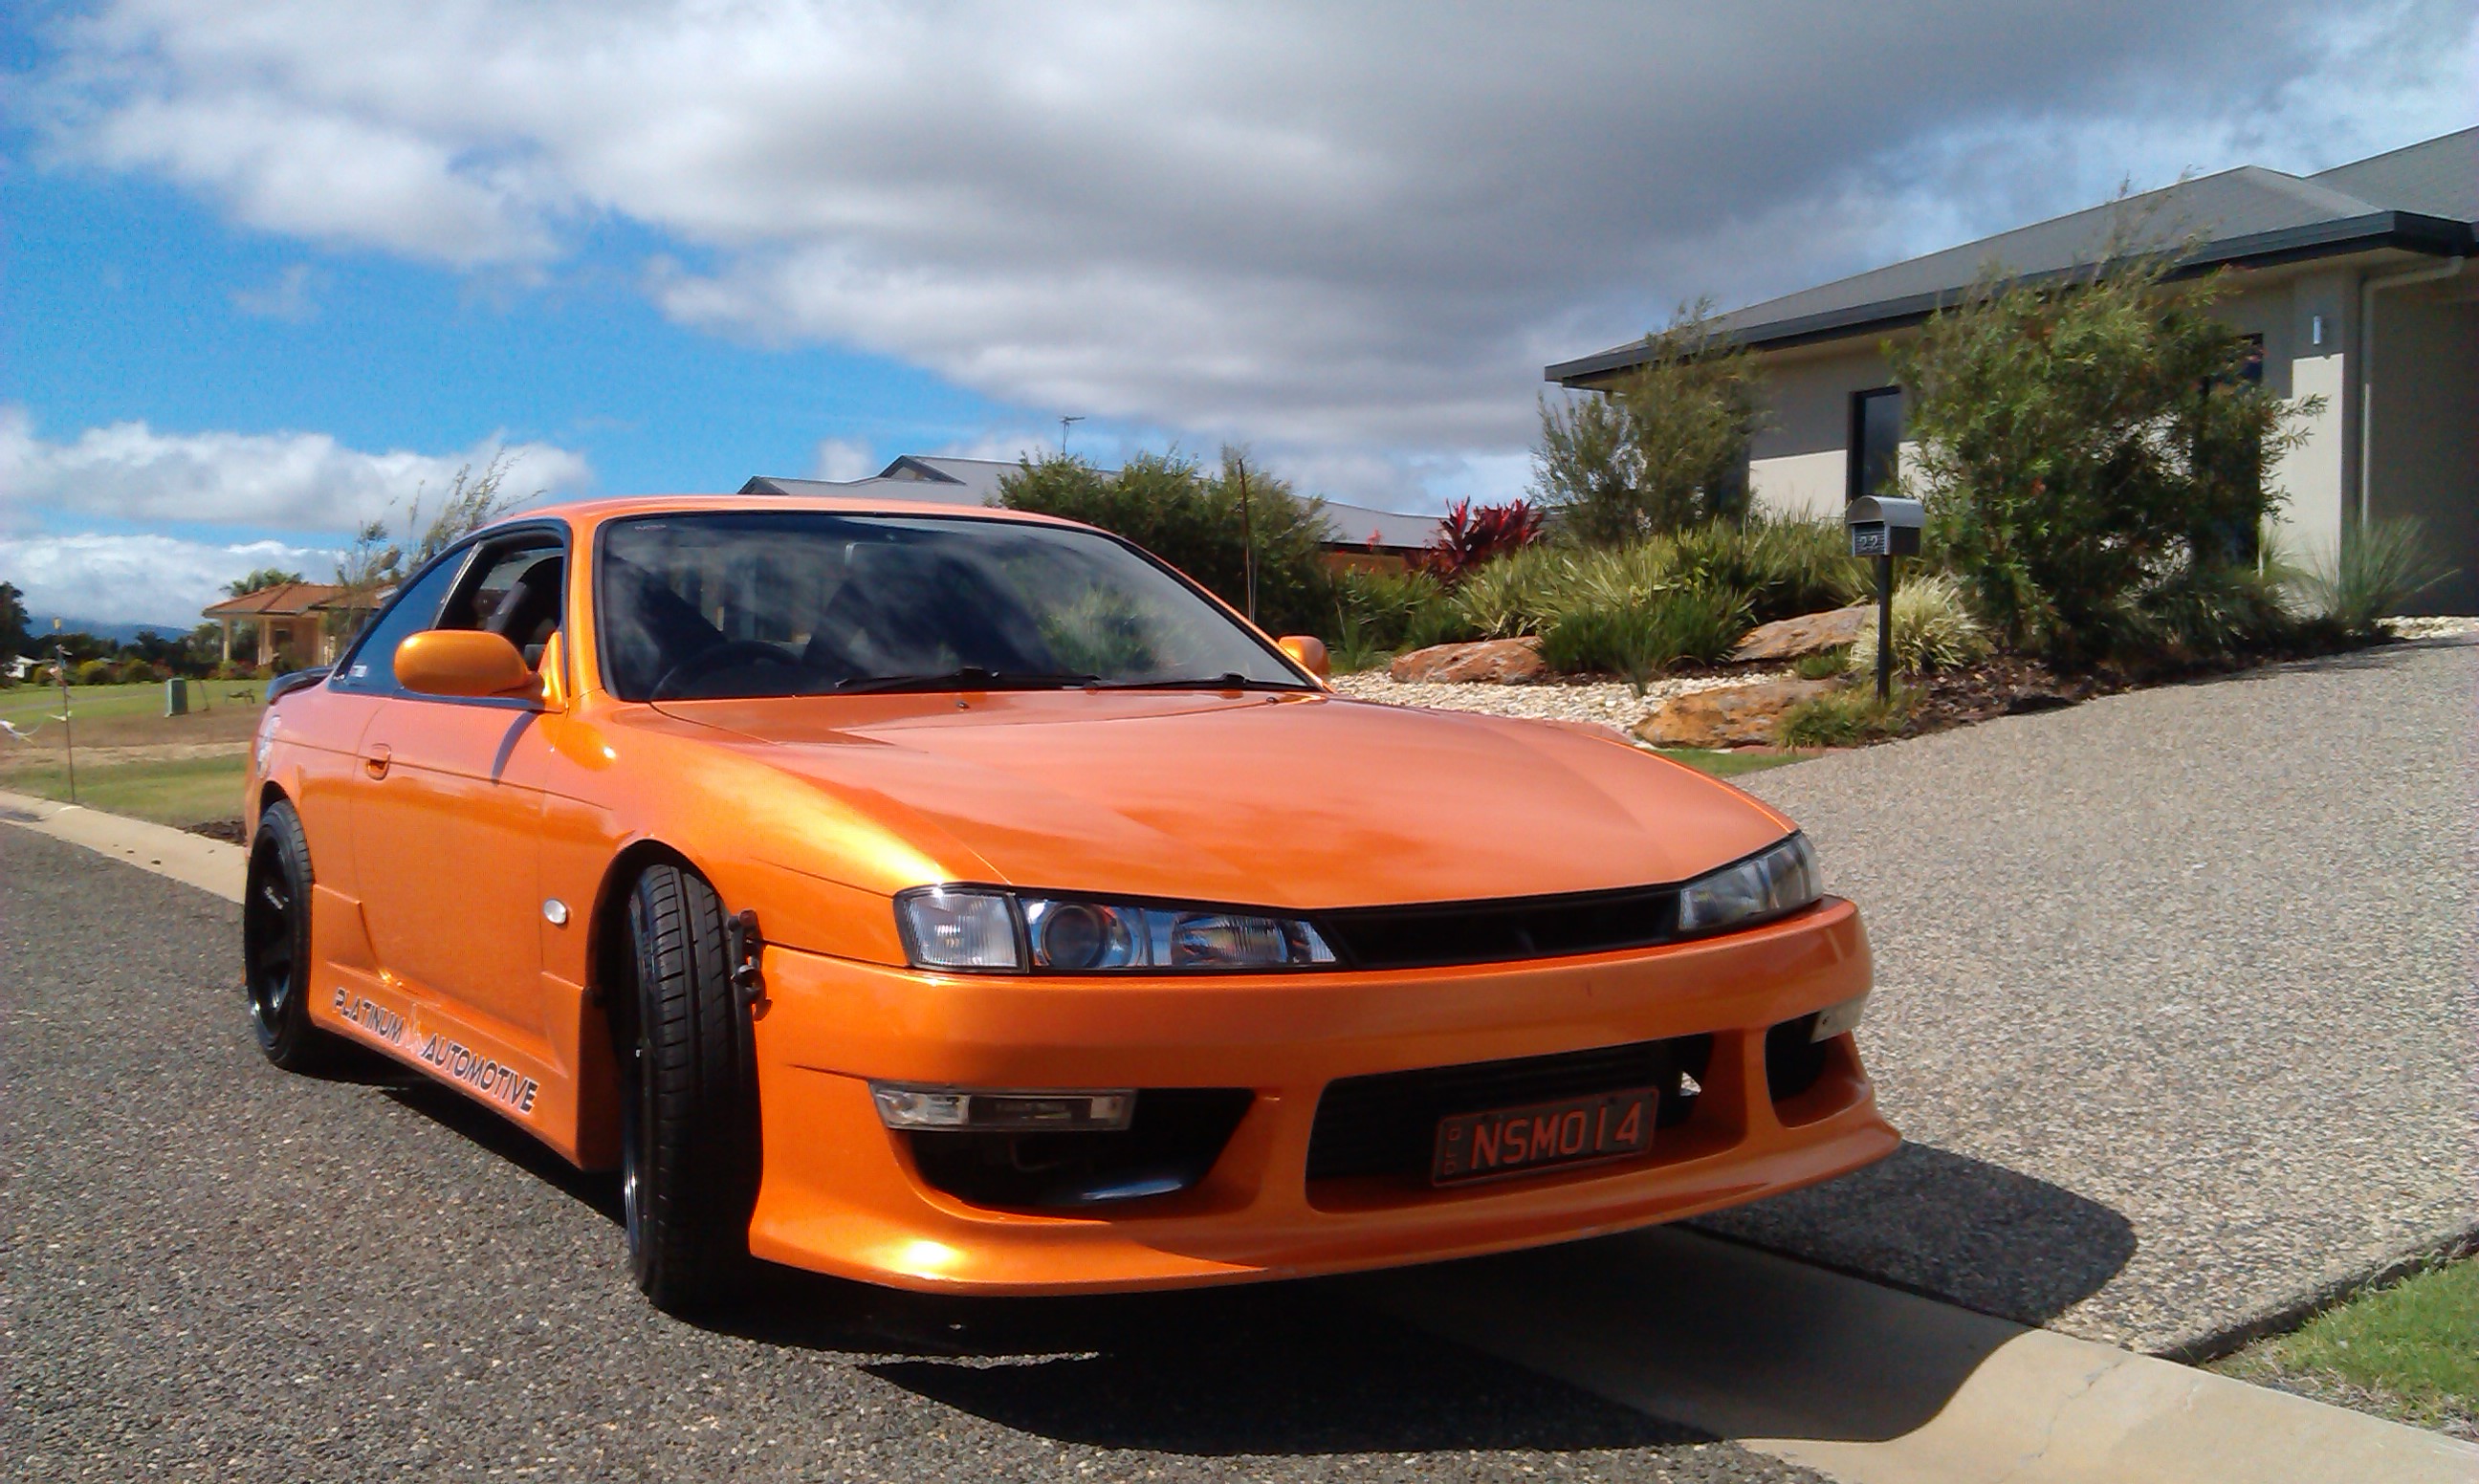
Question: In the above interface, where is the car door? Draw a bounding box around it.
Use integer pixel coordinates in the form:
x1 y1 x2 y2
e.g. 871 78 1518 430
345 527 567 1045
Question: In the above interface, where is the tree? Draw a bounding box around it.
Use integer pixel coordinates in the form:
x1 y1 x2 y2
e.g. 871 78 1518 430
332 452 534 642
225 567 306 597
0 581 27 665
1887 232 2322 663
1532 303 1766 543
998 447 1333 637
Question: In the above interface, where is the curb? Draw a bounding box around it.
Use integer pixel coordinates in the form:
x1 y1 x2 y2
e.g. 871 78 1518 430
1354 1225 2479 1484
0 789 246 904
2159 1221 2479 1365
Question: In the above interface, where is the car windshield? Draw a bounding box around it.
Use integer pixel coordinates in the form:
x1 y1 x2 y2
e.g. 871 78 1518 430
597 511 1312 702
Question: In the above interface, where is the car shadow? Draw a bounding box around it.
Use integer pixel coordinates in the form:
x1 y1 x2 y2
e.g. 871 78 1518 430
375 1072 2139 1457
377 1073 626 1224
1684 1140 2138 1325
712 1268 1702 1455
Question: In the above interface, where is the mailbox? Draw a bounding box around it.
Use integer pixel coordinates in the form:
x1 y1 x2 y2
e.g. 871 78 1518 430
1846 495 1924 557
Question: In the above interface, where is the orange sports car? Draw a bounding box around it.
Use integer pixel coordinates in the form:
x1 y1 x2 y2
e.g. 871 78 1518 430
242 494 1894 1312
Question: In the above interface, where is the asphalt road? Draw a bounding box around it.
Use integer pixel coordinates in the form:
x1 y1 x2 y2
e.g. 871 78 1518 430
1716 637 2479 1351
0 824 1817 1482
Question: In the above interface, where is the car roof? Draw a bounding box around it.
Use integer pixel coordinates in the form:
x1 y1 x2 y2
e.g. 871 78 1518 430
493 492 1090 533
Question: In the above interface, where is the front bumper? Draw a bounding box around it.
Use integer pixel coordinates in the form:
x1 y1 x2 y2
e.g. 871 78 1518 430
745 896 1895 1294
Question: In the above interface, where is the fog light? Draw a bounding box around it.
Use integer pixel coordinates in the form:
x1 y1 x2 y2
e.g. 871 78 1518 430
870 1083 1135 1131
1810 993 1869 1042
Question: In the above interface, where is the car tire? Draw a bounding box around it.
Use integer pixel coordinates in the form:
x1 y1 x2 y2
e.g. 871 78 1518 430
617 862 761 1313
242 798 340 1072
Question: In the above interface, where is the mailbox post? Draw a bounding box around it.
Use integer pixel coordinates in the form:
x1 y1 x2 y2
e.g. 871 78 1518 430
1846 495 1925 703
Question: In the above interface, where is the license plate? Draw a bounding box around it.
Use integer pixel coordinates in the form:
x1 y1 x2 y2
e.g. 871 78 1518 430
1432 1087 1657 1184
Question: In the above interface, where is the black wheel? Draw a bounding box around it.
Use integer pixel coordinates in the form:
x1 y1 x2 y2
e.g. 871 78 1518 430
616 862 761 1313
242 799 339 1071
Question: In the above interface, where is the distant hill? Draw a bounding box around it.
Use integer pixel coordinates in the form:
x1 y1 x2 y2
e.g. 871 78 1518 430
28 615 199 645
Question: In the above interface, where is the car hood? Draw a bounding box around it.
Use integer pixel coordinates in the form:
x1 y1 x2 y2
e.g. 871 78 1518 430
647 690 1793 909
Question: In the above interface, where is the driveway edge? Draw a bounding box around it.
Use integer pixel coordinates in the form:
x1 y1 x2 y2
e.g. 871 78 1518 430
0 789 245 904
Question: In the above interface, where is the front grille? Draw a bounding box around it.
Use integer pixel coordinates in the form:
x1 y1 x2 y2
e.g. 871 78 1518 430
1317 884 1680 970
1305 1036 1711 1182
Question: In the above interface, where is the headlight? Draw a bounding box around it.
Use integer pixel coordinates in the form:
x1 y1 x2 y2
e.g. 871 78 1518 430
1677 833 1820 934
894 886 1338 973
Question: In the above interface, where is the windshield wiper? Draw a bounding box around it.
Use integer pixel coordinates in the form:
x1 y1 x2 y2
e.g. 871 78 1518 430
833 667 1101 695
1092 673 1308 692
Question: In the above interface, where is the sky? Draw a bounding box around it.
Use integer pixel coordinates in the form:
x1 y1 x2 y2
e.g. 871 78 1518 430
3 0 2471 627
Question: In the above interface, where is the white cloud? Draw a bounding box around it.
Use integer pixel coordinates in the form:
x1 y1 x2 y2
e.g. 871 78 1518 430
22 1 2477 499
230 262 320 321
807 435 876 483
0 532 338 626
0 406 594 532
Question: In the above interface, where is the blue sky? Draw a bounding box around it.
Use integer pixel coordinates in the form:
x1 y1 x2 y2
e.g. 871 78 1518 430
2 1 2470 625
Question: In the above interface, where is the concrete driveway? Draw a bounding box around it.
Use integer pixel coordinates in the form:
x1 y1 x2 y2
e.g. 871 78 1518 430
1702 636 2479 1352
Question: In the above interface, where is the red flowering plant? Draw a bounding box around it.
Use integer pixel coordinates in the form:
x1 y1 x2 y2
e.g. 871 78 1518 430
1415 499 1545 583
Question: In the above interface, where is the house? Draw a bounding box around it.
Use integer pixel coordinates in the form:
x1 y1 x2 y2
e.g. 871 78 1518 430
1547 128 2478 613
201 582 362 667
742 456 1445 566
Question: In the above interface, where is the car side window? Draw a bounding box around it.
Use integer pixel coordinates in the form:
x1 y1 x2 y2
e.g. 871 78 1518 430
332 554 471 693
438 537 566 668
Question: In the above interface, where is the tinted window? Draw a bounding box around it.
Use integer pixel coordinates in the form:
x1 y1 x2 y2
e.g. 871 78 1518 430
598 512 1307 702
1849 386 1903 503
332 554 468 692
442 537 565 666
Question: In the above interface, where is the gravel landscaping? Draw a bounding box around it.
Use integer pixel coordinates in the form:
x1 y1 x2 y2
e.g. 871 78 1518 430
1691 636 2479 1355
1329 667 1788 729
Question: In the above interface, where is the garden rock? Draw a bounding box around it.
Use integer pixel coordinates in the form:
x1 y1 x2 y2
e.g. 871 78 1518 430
1387 637 1547 685
1633 678 1842 748
1730 604 1874 663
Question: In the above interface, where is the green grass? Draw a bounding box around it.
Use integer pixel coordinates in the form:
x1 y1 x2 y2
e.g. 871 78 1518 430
1652 748 1810 779
0 679 261 723
2214 1259 2479 1435
4 753 251 827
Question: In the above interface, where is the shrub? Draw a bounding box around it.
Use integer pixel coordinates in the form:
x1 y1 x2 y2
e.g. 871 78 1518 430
1845 574 1993 677
1452 544 1576 639
1000 448 1334 638
2127 559 2309 659
1327 565 1471 660
1670 517 1872 623
1538 582 1751 692
2295 518 2452 638
117 658 166 685
75 658 117 686
1792 647 1851 681
1532 303 1765 540
1889 226 2323 665
1415 499 1544 582
1778 683 1917 748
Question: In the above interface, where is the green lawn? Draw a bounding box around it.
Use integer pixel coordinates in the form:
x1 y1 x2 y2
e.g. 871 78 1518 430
1 679 260 723
1653 748 1810 779
2213 1259 2478 1435
3 753 251 828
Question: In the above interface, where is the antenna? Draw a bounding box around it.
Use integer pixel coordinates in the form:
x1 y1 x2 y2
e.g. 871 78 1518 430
1059 415 1085 456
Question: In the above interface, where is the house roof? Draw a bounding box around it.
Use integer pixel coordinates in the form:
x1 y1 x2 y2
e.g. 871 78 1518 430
1319 499 1445 552
741 454 1023 507
742 455 1446 552
202 581 347 618
1547 127 2479 385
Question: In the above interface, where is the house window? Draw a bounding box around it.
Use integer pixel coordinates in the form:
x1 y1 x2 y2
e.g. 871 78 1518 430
1848 387 1902 503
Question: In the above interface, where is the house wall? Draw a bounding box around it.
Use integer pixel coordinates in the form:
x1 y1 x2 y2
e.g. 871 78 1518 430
1744 342 1909 519
1739 270 2379 578
2364 273 2479 614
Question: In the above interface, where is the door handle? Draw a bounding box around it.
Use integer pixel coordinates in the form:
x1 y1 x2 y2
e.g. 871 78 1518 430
363 743 392 779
